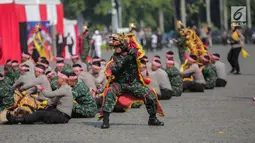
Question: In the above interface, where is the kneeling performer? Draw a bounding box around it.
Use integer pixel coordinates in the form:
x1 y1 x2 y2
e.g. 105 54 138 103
6 71 73 124
212 53 227 87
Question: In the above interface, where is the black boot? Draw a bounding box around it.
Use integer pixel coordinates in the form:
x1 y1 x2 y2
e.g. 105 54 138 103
6 112 25 124
234 71 241 75
229 69 235 73
101 112 110 129
148 118 164 126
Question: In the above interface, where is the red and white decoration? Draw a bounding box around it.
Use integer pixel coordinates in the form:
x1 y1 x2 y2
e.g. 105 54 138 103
0 0 64 64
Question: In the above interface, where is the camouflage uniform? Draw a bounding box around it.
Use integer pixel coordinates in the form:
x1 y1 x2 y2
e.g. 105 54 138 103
13 70 20 81
64 64 72 72
54 64 72 73
202 64 217 89
165 67 183 96
50 76 59 91
176 28 186 64
211 66 218 77
80 31 92 61
0 78 14 111
5 68 20 85
72 82 98 118
4 76 13 86
131 102 143 108
102 49 158 117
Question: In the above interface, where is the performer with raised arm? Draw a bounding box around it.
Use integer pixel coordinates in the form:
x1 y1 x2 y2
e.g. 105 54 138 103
99 33 164 129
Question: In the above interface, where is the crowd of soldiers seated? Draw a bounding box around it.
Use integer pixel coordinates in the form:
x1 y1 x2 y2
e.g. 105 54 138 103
0 51 227 124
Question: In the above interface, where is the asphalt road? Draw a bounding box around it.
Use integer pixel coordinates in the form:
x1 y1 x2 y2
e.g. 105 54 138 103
1 45 255 143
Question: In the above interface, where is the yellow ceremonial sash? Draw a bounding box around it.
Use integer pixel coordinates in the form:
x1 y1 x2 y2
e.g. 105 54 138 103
232 31 249 58
183 76 193 81
180 59 188 72
232 31 239 40
200 65 205 71
33 32 51 60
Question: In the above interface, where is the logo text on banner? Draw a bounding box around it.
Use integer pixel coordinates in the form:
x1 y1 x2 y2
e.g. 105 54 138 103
231 6 247 26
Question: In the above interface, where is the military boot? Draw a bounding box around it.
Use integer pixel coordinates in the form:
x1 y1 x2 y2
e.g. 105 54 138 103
148 118 164 126
101 112 110 129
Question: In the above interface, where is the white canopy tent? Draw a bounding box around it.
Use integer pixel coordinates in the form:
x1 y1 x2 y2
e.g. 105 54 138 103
0 0 66 63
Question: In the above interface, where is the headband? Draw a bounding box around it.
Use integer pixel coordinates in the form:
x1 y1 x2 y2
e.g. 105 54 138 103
69 76 78 80
212 55 220 60
22 53 30 59
20 66 30 71
56 57 64 61
187 55 196 62
35 67 45 73
143 58 149 62
0 77 3 80
152 61 161 68
38 62 48 68
72 67 82 71
11 62 19 67
92 58 101 63
56 63 65 67
200 56 209 62
71 55 79 60
7 61 12 66
166 54 174 58
166 59 175 65
152 57 160 62
46 72 55 78
92 65 101 70
58 72 68 79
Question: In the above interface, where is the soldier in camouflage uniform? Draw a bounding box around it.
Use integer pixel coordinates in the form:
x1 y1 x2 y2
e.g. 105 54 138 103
3 60 13 86
68 72 98 118
55 59 72 73
175 21 186 64
46 71 59 91
4 59 12 73
79 25 92 62
4 76 13 86
200 55 217 89
5 60 20 85
165 58 183 97
0 73 14 112
99 34 164 129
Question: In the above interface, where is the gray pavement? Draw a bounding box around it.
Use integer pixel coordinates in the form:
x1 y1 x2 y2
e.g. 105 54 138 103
1 45 255 143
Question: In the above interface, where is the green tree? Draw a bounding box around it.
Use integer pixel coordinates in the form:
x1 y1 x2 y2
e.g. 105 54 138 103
61 0 86 19
61 0 174 32
186 0 205 27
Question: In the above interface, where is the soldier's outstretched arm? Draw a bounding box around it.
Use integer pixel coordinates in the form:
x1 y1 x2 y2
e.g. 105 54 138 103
21 78 42 90
39 86 65 98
